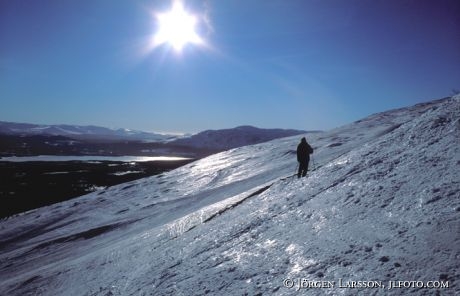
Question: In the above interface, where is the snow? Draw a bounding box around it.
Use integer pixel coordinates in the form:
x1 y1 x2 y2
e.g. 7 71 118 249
0 97 459 295
110 171 143 176
0 155 190 162
453 93 460 102
171 125 307 150
0 122 180 142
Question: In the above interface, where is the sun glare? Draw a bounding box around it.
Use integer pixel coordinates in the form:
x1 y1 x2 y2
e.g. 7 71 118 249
154 1 203 52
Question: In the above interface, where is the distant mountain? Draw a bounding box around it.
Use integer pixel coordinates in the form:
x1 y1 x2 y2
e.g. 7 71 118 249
0 121 179 142
170 125 311 150
0 122 312 157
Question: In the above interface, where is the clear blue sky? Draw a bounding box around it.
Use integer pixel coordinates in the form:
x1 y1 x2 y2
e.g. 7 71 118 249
1 0 459 133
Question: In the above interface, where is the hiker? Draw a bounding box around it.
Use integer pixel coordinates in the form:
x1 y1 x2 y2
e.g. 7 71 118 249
297 137 313 178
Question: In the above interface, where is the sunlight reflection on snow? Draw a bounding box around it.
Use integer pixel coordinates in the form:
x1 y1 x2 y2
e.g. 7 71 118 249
324 155 352 169
290 263 303 274
224 247 259 264
288 257 317 275
285 244 317 276
263 239 277 248
312 213 327 232
285 243 298 255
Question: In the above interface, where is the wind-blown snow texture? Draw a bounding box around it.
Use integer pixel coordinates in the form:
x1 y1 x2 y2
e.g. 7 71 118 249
1 96 459 295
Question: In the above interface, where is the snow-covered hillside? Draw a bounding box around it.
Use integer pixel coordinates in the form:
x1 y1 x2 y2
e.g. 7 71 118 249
0 96 459 295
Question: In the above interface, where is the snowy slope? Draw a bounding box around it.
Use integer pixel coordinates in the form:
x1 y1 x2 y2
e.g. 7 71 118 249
0 96 459 295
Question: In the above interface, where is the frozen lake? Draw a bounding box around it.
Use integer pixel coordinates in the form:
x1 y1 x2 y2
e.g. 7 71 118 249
0 155 191 162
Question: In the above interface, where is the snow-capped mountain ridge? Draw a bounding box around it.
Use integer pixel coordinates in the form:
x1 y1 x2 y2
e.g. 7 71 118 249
0 121 308 152
0 121 179 142
170 125 308 150
0 96 458 295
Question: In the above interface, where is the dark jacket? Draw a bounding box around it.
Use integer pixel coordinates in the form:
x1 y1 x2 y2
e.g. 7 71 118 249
297 138 313 163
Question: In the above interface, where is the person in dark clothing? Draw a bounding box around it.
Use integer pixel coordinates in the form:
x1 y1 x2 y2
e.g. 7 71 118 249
297 137 313 178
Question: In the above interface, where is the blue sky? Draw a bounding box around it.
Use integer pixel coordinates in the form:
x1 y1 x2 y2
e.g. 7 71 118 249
1 0 459 134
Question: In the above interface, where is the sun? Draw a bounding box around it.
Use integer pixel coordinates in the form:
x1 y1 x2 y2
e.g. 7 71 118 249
153 1 203 52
